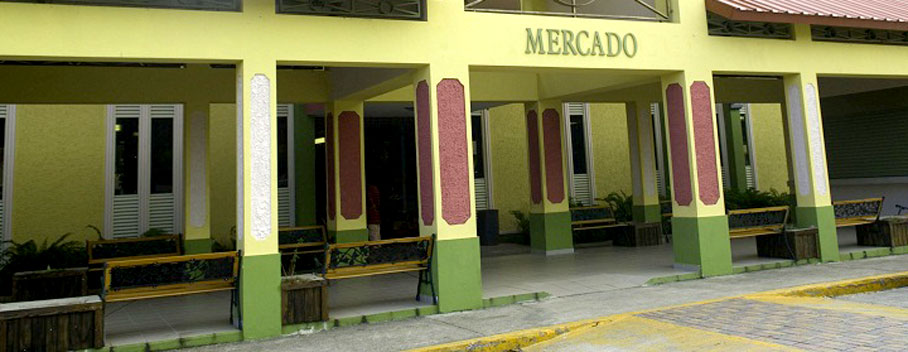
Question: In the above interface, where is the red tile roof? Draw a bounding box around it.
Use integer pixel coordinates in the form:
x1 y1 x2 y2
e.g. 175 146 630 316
706 0 908 30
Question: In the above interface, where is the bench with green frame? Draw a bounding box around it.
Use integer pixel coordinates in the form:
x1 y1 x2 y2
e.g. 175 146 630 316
727 206 790 239
833 197 884 228
570 205 628 232
102 251 240 322
278 226 328 275
323 236 436 304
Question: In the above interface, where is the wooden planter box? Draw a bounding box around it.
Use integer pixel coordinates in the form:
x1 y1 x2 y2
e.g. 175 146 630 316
857 216 908 248
281 274 328 325
12 268 88 302
614 222 663 247
756 227 819 260
0 295 104 352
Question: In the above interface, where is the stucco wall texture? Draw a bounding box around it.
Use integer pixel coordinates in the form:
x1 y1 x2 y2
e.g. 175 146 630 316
749 103 790 193
588 103 632 199
12 105 106 243
209 103 238 247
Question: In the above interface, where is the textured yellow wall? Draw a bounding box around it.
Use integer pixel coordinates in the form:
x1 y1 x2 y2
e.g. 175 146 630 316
589 103 633 198
12 105 106 243
209 104 237 247
488 104 530 233
749 103 790 193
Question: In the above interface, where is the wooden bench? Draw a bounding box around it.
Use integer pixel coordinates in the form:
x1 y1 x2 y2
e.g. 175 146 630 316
279 226 327 275
323 236 435 304
11 268 88 302
102 251 240 323
86 234 183 291
727 206 790 239
570 205 628 232
833 197 884 228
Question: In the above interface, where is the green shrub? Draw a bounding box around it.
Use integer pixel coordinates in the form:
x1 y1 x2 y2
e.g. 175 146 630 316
723 188 793 211
510 210 531 236
0 234 87 296
600 191 633 223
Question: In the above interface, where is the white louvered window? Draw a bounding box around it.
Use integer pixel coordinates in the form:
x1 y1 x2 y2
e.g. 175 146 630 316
565 103 595 206
277 104 296 228
106 105 183 238
471 110 492 211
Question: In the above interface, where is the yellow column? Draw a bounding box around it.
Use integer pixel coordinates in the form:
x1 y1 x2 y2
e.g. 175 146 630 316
413 62 482 312
524 99 572 255
783 72 838 262
324 100 367 243
661 70 732 276
235 57 281 339
626 99 662 224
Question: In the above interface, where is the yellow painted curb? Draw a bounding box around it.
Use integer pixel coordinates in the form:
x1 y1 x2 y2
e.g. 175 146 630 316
753 271 908 298
405 318 616 352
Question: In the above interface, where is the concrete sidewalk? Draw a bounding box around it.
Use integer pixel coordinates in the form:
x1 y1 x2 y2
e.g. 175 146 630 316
183 255 908 352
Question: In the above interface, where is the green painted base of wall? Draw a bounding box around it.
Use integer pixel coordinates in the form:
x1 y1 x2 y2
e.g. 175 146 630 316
434 236 483 313
529 211 573 254
239 253 282 340
672 215 732 277
329 229 368 243
632 204 663 224
183 238 213 254
795 205 839 262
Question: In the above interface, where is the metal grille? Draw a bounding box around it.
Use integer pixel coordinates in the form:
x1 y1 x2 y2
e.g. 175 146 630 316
727 209 787 230
328 239 430 270
277 0 425 20
707 12 793 39
812 25 908 46
108 255 236 291
1 0 240 11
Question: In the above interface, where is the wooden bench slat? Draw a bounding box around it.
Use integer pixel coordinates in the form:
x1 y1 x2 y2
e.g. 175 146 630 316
325 265 426 280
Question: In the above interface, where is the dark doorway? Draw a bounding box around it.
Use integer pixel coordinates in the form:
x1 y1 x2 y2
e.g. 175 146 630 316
365 117 418 239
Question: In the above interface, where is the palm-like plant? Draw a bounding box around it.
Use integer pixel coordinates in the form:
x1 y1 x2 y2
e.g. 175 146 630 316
0 234 87 296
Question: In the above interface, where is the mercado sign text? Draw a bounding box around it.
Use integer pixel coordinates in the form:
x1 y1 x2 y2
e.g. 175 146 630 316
525 28 637 58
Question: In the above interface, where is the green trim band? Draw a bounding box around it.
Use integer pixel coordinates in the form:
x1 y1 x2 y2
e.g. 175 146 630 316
671 215 732 277
329 228 368 243
632 204 662 224
239 253 282 340
183 238 213 254
795 205 839 262
529 211 573 254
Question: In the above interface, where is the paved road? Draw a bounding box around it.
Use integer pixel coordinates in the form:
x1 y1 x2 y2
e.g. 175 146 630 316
838 287 908 309
183 255 908 352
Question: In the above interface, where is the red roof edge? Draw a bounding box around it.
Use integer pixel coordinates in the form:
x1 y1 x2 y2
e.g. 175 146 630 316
705 0 908 31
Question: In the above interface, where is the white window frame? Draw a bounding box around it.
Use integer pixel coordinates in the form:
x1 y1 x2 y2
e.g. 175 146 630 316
0 105 16 246
744 104 760 189
471 110 494 210
563 102 596 206
104 104 184 238
651 103 668 197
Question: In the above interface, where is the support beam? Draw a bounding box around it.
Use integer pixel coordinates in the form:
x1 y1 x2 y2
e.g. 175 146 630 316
183 100 212 254
525 99 573 255
661 71 732 277
783 72 839 262
325 100 368 243
236 58 281 340
413 63 482 313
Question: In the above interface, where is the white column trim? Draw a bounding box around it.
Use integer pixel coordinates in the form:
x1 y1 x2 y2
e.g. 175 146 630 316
652 103 667 197
249 74 273 241
2 105 16 245
716 103 730 189
561 102 576 201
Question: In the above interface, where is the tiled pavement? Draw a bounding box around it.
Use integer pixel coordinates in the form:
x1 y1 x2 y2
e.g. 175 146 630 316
639 298 908 352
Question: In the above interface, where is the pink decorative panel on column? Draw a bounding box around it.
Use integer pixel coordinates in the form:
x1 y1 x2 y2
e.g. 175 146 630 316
526 110 543 205
325 113 336 220
416 80 434 226
338 111 363 220
666 84 693 207
691 81 720 205
436 79 471 225
542 109 565 204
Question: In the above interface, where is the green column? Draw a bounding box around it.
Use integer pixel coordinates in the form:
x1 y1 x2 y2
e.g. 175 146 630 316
293 104 317 226
723 104 748 191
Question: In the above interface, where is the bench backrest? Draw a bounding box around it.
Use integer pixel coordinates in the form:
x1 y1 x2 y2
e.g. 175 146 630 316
102 251 239 302
570 206 616 223
324 236 433 278
87 234 182 265
11 268 88 302
279 226 327 275
727 206 790 233
833 198 884 223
